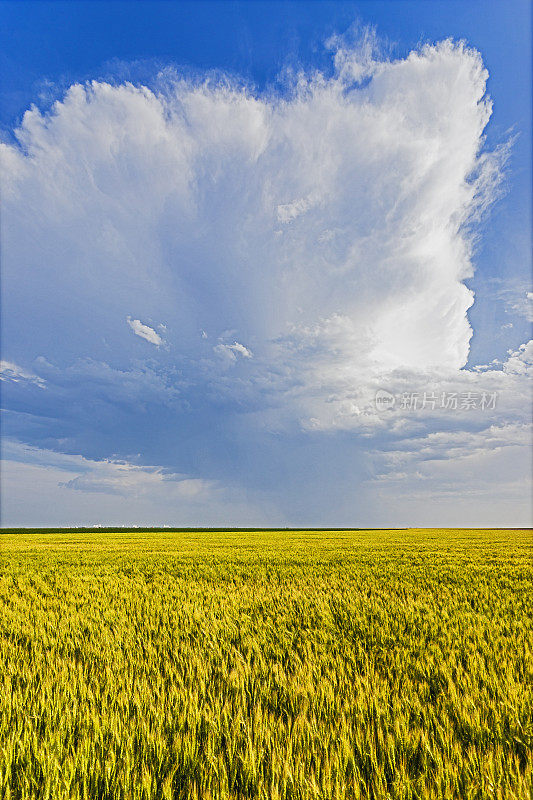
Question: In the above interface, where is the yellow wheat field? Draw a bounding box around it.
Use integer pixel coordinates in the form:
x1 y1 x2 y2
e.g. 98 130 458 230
0 528 531 799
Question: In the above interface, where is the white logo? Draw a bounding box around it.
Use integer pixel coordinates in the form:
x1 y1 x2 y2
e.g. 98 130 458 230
375 389 396 411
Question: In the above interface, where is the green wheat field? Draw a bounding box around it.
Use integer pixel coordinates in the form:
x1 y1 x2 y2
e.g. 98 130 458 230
1 528 531 799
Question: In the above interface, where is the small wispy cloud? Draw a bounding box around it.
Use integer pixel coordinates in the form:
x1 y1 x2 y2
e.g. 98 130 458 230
0 360 46 388
277 195 318 224
511 291 533 323
490 281 533 323
213 341 253 362
127 316 163 346
60 461 209 498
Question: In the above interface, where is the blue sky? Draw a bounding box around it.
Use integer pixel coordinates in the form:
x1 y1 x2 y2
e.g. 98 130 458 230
1 1 531 527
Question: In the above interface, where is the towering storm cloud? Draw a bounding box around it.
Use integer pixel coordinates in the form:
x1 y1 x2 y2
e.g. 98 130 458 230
2 39 502 375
